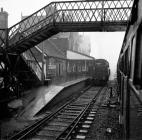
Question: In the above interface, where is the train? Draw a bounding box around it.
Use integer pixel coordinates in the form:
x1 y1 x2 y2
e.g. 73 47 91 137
117 0 142 139
92 59 110 85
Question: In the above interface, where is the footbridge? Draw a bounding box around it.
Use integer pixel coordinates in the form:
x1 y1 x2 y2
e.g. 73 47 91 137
0 0 133 96
0 0 133 54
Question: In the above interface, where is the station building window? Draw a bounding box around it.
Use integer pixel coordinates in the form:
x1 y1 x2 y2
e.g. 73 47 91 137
67 62 71 73
73 64 76 72
81 61 86 72
47 57 56 76
62 61 66 72
77 64 81 72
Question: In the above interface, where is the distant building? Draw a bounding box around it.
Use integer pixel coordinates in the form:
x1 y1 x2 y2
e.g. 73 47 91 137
69 32 91 55
53 32 91 55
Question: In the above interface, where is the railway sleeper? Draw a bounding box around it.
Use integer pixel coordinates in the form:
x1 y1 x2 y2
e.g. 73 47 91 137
42 125 66 131
47 121 71 127
65 106 85 110
36 129 61 137
63 110 82 113
30 135 56 140
57 115 77 119
55 117 74 123
59 112 81 116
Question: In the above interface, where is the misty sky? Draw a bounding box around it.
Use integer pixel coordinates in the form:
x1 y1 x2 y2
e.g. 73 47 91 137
0 0 125 79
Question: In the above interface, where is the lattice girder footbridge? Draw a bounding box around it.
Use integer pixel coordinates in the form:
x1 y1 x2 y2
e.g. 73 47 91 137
4 0 133 54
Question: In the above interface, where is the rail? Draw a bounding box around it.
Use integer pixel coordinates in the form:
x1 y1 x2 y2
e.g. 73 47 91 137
9 86 104 140
57 87 103 139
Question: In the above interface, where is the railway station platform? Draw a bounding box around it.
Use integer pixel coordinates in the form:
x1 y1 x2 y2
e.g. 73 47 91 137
1 79 121 139
13 77 91 120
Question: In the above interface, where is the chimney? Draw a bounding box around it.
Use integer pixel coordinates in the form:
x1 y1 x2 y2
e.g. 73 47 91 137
1 8 3 12
0 8 8 28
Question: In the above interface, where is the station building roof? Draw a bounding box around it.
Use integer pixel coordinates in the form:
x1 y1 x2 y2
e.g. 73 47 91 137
36 39 66 59
67 50 94 60
31 44 94 61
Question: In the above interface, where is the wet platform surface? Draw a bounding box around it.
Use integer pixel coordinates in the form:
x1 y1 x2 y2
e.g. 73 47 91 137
17 77 89 120
0 78 89 138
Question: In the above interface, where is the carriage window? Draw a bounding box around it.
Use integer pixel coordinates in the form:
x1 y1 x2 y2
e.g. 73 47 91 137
120 55 125 73
123 52 128 75
123 53 126 75
124 48 129 75
134 26 142 89
127 44 131 76
130 36 136 81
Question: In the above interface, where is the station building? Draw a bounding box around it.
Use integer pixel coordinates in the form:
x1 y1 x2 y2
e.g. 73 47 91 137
23 33 93 84
21 15 93 84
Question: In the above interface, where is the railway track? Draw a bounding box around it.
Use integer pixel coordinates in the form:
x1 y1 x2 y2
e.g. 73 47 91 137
10 86 108 140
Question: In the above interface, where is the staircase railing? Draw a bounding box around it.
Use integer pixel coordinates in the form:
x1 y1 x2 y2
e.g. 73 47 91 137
22 48 43 81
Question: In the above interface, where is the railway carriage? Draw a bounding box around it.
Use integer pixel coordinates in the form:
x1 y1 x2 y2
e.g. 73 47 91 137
117 0 142 139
